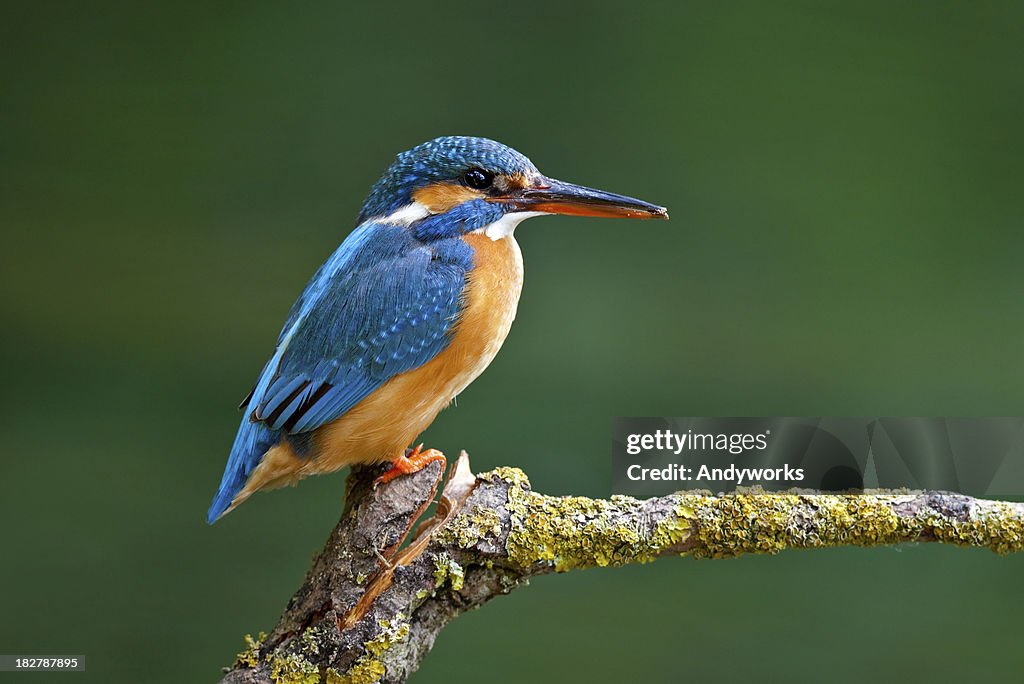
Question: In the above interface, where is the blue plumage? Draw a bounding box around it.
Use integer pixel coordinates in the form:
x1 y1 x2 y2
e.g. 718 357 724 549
208 138 537 523
413 199 503 242
358 137 538 223
208 135 668 523
256 223 471 433
207 223 475 522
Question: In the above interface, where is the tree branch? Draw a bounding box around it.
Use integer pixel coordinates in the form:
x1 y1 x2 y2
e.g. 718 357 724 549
219 453 1024 684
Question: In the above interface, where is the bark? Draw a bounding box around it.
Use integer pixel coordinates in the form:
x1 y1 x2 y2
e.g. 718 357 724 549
219 453 1024 684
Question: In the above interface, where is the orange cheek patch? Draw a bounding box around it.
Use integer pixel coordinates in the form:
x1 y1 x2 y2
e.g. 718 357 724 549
412 183 485 213
507 172 533 189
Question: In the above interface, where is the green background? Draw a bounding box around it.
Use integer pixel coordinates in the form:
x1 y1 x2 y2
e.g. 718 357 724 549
3 2 1022 682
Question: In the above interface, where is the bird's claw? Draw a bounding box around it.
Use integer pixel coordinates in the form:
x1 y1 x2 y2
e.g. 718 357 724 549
372 444 446 488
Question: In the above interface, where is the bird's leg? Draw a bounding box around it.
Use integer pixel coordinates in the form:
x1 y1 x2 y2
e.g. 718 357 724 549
373 443 446 488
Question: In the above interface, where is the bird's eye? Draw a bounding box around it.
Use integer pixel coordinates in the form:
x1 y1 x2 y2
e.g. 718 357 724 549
464 168 494 190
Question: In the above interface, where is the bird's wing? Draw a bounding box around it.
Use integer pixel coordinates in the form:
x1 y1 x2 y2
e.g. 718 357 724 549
246 222 468 435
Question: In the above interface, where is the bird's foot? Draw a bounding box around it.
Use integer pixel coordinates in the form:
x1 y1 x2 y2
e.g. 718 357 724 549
373 444 446 488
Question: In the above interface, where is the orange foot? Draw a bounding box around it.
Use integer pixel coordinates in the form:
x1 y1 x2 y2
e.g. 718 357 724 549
373 444 446 488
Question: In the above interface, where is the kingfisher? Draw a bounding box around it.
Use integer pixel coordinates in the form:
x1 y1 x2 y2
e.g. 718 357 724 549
207 136 668 523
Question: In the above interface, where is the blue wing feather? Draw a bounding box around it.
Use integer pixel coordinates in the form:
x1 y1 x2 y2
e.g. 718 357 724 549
207 221 472 522
255 229 469 432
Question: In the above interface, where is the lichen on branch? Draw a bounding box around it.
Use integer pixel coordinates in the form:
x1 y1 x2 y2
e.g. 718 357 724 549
219 455 1024 684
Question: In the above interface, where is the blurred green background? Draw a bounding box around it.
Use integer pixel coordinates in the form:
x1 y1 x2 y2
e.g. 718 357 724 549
3 2 1023 682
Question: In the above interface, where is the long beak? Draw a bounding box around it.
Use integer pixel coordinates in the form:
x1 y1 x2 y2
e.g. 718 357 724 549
490 177 669 220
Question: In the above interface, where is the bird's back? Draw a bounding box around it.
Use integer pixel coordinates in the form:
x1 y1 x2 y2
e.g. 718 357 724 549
207 224 524 521
207 135 667 523
208 223 474 520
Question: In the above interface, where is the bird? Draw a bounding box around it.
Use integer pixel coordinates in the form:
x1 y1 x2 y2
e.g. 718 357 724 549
207 136 668 523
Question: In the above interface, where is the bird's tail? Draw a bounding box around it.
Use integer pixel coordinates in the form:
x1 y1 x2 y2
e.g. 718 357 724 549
207 416 279 524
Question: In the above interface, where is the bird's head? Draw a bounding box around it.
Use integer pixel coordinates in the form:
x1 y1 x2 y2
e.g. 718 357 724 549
357 136 668 240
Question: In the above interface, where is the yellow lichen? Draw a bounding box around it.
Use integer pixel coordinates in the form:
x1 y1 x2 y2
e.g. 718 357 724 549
268 652 320 684
690 492 802 558
332 658 383 684
300 627 322 656
333 616 411 684
926 500 1024 554
687 491 921 558
238 480 1023 684
236 632 321 683
449 561 465 591
443 507 503 548
237 632 266 669
487 466 530 487
487 469 692 571
433 552 465 591
482 468 1024 566
682 491 1024 558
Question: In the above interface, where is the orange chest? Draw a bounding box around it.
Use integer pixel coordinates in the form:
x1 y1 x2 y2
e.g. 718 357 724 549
464 231 524 305
459 232 524 349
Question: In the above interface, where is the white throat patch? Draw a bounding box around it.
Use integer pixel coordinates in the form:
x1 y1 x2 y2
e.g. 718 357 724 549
474 211 545 240
379 201 430 226
379 202 544 241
